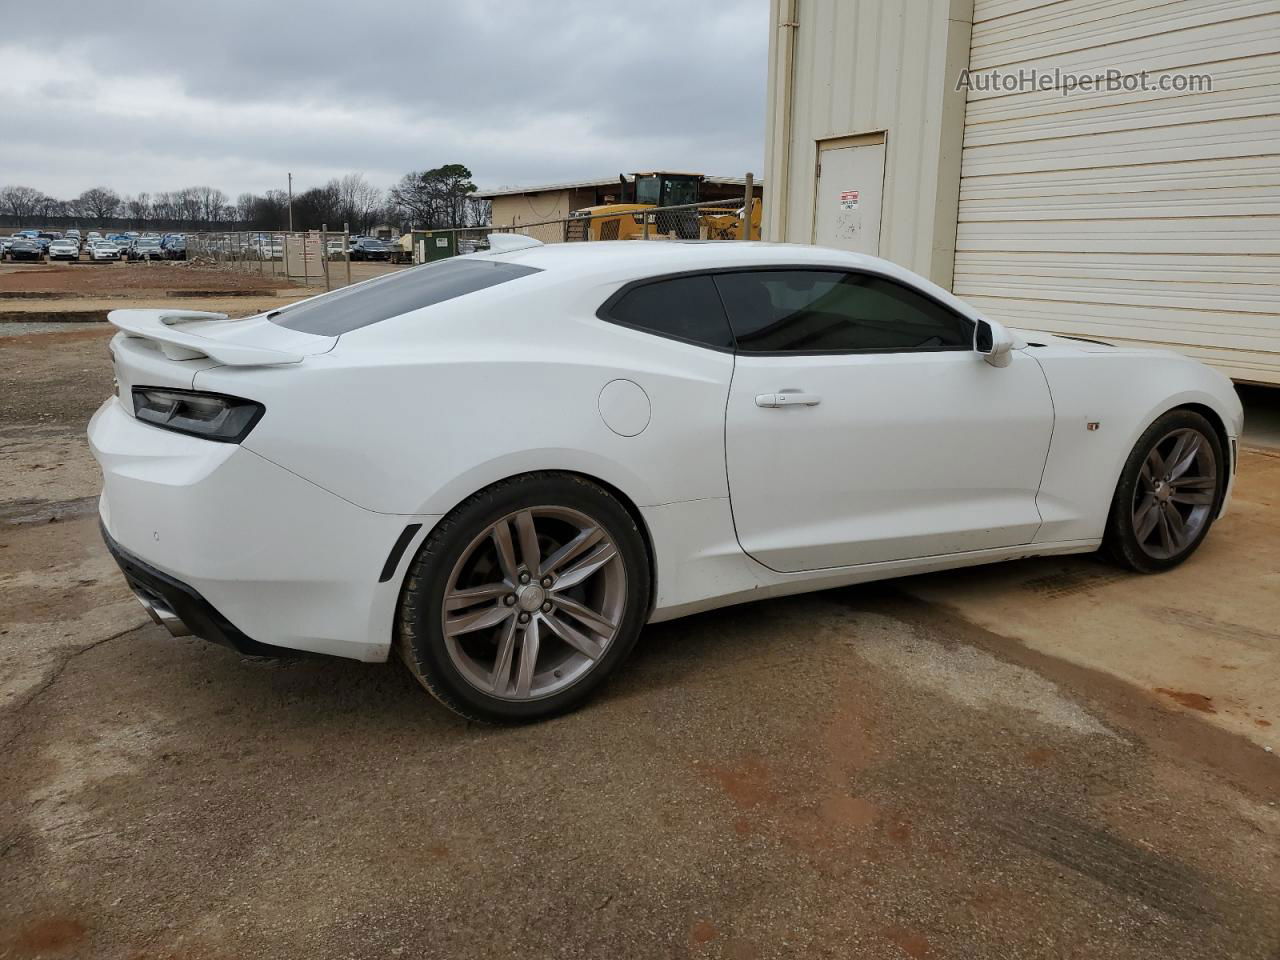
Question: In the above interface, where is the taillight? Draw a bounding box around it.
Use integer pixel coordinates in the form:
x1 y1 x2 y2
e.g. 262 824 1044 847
131 387 264 443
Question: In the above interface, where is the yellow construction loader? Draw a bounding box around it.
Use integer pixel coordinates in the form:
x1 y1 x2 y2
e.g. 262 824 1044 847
564 173 759 242
702 197 762 241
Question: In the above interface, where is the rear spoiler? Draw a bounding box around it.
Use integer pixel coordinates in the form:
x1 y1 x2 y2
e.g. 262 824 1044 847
483 234 543 255
107 309 304 366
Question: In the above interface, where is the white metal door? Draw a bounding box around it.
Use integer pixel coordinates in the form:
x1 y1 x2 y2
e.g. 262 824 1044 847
725 350 1054 573
954 0 1280 384
813 137 886 255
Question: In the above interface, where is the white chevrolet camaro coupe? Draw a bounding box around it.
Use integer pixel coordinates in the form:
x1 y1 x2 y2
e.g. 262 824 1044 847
89 236 1242 721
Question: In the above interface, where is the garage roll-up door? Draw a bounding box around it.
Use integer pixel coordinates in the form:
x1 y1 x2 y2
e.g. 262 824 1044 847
953 0 1280 384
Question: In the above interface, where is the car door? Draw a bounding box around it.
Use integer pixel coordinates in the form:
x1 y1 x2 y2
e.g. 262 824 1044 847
718 269 1054 573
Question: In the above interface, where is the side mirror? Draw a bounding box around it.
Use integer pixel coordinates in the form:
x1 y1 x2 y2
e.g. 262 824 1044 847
974 318 1014 368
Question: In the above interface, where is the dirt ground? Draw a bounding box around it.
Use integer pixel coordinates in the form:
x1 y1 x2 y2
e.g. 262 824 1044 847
0 262 405 324
0 262 299 296
0 259 403 298
1 320 1278 959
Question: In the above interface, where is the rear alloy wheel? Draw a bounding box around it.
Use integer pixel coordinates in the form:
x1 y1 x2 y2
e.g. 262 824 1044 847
1105 410 1225 572
396 474 650 722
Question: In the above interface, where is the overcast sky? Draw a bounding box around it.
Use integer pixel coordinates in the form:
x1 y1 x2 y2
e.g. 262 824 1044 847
0 1 769 201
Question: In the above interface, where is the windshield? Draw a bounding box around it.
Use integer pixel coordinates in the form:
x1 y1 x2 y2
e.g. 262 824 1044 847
663 177 699 206
634 176 660 206
269 257 543 336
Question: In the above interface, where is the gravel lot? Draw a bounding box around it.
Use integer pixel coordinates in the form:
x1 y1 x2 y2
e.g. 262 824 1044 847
0 261 298 296
1 310 1278 959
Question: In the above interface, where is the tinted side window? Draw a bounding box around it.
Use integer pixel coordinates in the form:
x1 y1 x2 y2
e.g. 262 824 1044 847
714 270 972 354
604 275 734 349
270 258 542 336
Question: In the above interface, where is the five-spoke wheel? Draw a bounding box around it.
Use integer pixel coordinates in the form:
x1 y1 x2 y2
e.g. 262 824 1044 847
1130 427 1218 561
442 506 626 701
1106 410 1224 572
397 473 649 722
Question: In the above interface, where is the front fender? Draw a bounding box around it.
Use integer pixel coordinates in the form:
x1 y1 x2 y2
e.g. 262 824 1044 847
1030 349 1241 543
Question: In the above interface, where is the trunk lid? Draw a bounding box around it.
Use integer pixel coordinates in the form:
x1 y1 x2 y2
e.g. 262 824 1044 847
108 309 335 414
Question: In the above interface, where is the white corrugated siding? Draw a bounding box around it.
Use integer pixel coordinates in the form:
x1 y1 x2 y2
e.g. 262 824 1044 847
954 0 1280 383
765 0 970 284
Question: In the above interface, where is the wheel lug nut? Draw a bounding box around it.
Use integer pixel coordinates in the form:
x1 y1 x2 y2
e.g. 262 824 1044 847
519 572 530 584
518 612 530 624
541 601 552 612
503 595 516 606
541 576 553 588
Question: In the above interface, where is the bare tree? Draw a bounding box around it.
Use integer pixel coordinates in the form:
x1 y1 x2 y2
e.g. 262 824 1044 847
151 192 177 222
0 164 470 232
77 186 122 221
176 187 203 224
36 194 64 221
126 193 152 226
335 173 383 232
466 196 492 227
291 182 342 230
186 186 228 225
1 185 47 225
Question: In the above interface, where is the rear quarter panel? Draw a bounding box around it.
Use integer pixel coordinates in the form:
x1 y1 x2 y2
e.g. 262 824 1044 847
191 275 735 517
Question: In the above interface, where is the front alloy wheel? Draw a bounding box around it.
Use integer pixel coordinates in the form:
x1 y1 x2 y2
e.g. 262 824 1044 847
1105 409 1225 572
1130 427 1218 561
396 473 650 722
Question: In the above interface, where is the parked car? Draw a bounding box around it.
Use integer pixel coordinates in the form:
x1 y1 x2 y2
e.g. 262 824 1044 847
326 238 348 259
128 237 165 261
5 237 44 261
162 235 187 260
90 236 1243 723
1 235 18 254
65 229 81 243
87 231 102 243
348 237 392 261
47 238 80 261
88 240 122 261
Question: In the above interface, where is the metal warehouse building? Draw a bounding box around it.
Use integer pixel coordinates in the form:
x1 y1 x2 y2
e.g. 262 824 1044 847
764 0 1280 384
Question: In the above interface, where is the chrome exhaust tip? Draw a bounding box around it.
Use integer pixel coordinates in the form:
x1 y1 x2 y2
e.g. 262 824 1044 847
132 591 193 638
134 591 162 626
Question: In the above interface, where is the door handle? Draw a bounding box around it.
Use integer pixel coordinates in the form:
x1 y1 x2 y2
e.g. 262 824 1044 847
755 392 822 408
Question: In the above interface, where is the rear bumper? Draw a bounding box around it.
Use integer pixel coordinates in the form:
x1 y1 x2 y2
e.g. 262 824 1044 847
102 522 304 657
90 397 439 662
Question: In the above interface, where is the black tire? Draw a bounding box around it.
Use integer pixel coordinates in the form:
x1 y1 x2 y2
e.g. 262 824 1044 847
396 472 651 723
1103 408 1226 573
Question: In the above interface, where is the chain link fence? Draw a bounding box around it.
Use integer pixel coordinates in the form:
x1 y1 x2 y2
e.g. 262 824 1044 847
184 227 404 289
183 185 761 290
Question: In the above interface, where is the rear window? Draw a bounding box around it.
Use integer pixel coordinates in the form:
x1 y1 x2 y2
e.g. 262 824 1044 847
601 275 734 349
268 258 543 336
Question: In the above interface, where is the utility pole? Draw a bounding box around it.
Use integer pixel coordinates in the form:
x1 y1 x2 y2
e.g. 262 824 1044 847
287 172 294 232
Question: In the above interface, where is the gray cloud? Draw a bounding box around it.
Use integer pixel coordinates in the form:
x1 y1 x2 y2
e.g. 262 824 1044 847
0 0 768 199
